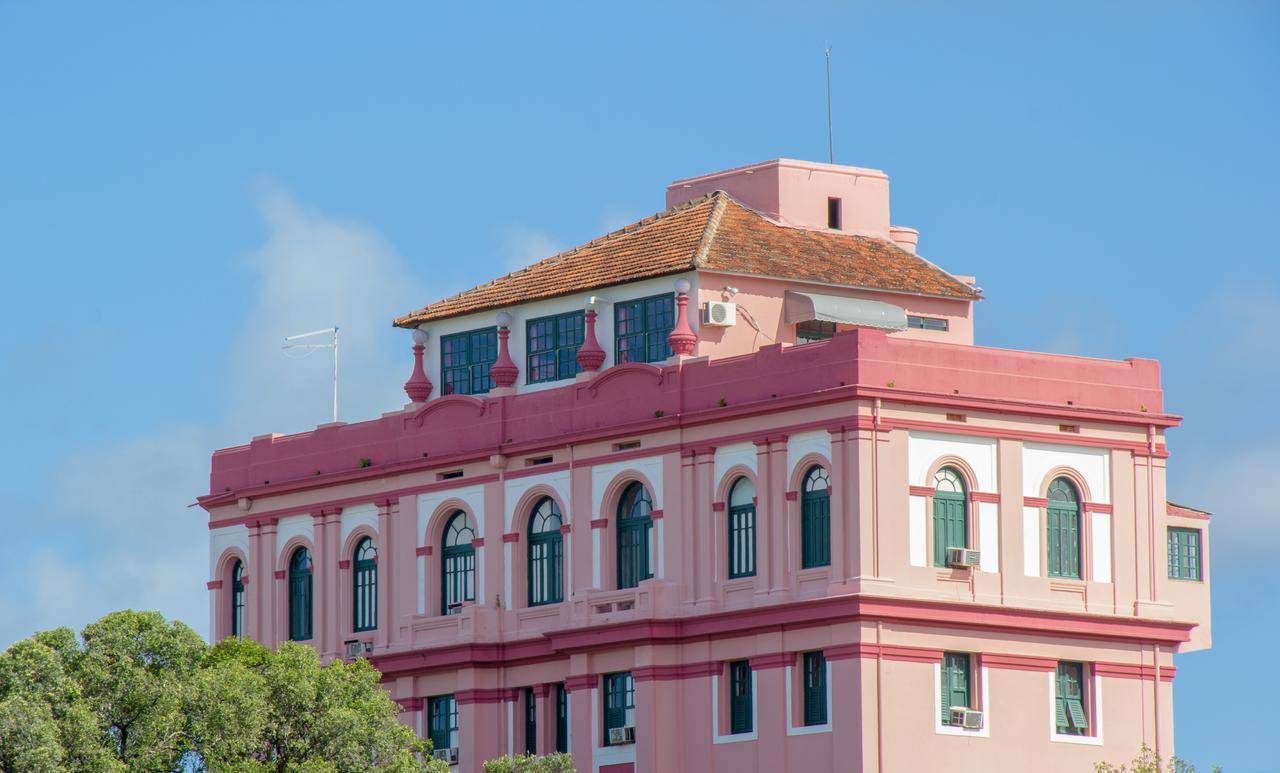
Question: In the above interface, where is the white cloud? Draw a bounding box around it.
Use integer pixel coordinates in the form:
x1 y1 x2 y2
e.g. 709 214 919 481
0 184 425 647
498 224 562 273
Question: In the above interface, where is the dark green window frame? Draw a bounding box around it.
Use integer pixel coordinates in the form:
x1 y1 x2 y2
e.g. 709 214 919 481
440 327 498 396
352 537 377 632
428 694 458 751
801 466 831 568
554 682 568 753
528 497 564 606
1046 478 1082 579
616 482 653 589
1167 527 1202 581
1055 662 1089 735
523 686 537 755
802 651 827 726
907 315 949 332
441 511 476 615
230 560 245 639
527 311 584 384
796 319 836 344
288 547 313 641
728 660 753 734
727 477 757 579
940 652 971 724
614 293 674 364
602 672 634 745
932 467 968 568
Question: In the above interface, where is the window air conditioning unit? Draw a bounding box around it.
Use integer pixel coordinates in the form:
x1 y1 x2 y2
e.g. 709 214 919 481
949 708 984 730
946 547 981 568
608 725 636 745
344 640 372 660
432 747 460 765
702 301 737 326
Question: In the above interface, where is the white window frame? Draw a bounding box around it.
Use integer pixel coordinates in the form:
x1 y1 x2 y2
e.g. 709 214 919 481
1048 669 1104 746
785 659 833 736
711 670 759 744
933 659 991 738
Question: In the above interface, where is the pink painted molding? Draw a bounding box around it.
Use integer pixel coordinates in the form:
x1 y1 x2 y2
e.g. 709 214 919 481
559 524 572 535
470 537 485 548
1094 662 1177 682
980 653 1057 672
563 674 597 692
206 580 223 590
748 652 794 670
970 491 1000 504
1024 496 1049 508
415 546 432 557
711 502 726 512
908 485 933 498
590 518 609 530
650 509 664 520
1167 503 1211 521
502 532 520 544
785 491 798 502
455 687 512 705
394 696 423 712
338 559 350 569
576 310 606 372
273 570 286 580
1084 502 1115 513
633 661 721 682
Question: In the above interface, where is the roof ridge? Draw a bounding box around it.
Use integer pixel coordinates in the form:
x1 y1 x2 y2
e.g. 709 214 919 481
692 191 729 268
398 193 720 323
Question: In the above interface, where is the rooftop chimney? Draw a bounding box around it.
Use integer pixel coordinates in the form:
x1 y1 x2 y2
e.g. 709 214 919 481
667 158 893 239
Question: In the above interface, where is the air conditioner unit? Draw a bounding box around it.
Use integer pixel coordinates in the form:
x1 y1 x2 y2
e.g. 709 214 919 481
607 725 636 745
344 640 372 660
431 747 460 765
702 301 737 326
946 547 981 568
949 708 984 730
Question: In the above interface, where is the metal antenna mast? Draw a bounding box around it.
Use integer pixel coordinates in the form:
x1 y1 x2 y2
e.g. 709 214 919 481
825 47 834 164
283 326 340 423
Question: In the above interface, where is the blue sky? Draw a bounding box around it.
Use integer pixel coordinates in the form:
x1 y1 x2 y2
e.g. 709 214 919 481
0 1 1275 769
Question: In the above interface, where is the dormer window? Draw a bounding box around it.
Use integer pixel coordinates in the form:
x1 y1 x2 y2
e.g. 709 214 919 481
527 311 585 384
615 293 674 364
827 197 842 230
441 327 498 395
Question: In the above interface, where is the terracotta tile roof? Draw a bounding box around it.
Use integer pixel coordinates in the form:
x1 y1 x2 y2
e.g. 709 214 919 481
394 192 980 327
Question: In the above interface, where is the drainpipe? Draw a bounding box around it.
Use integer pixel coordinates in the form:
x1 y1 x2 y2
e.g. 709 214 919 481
872 398 882 577
1153 642 1161 758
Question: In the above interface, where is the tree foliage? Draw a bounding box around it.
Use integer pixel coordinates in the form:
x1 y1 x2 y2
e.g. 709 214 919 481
0 611 443 772
1094 745 1220 773
482 753 576 773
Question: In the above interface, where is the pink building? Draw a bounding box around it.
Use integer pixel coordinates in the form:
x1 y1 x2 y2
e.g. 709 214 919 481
199 158 1211 772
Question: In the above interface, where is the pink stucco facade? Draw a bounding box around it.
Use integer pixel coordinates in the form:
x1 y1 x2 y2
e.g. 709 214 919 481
200 159 1209 772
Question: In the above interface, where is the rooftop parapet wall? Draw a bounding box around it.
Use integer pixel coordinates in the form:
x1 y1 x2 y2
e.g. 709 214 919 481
205 330 1172 501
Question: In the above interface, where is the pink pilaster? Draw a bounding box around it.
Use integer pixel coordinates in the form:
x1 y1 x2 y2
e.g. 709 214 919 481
576 309 606 374
375 499 393 650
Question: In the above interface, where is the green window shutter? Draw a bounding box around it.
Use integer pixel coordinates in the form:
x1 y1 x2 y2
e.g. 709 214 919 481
1067 699 1089 730
933 494 966 567
729 661 753 734
1056 662 1086 735
801 466 831 569
941 653 969 723
803 652 827 726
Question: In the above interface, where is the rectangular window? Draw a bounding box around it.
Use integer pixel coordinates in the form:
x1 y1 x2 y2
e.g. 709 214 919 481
523 686 537 755
907 315 949 332
554 683 568 754
827 197 842 230
1167 527 1202 581
729 660 753 734
527 311 585 384
428 694 458 751
602 672 635 745
440 327 498 396
940 653 971 724
802 651 827 726
614 293 674 364
796 319 836 344
1055 662 1089 736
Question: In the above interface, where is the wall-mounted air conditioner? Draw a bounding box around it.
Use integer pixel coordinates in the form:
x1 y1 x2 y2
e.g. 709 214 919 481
344 640 372 660
946 547 981 568
949 708 984 730
702 301 737 326
432 747 460 764
607 725 636 745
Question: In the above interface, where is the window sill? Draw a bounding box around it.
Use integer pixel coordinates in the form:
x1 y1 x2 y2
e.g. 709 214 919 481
787 722 831 737
1050 732 1102 746
935 722 989 738
713 730 758 745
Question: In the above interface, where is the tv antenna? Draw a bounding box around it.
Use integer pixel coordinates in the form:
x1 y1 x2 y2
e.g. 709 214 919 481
825 46 834 164
283 326 339 423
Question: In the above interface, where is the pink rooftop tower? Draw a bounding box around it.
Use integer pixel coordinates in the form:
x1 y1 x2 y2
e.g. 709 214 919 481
199 158 1211 772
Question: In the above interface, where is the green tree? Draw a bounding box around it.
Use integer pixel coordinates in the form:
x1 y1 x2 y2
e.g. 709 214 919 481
0 610 442 772
482 753 576 773
1094 744 1220 773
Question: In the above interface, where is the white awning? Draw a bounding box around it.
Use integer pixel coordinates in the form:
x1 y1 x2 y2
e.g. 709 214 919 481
783 290 907 331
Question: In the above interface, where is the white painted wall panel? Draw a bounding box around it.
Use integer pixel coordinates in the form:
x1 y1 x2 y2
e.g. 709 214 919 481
209 524 249 577
340 503 378 545
713 442 757 486
978 501 999 573
1091 512 1112 583
907 432 997 491
1022 443 1110 503
1023 506 1040 576
503 469 571 532
275 514 313 560
908 495 927 567
786 430 832 479
591 455 664 515
417 484 486 543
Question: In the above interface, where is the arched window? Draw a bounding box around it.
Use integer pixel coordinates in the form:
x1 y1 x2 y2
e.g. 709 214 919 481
727 477 756 579
441 511 476 615
353 537 377 632
288 547 313 641
1047 478 1081 579
230 560 245 639
528 497 564 607
932 467 968 567
616 482 653 589
800 466 831 568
